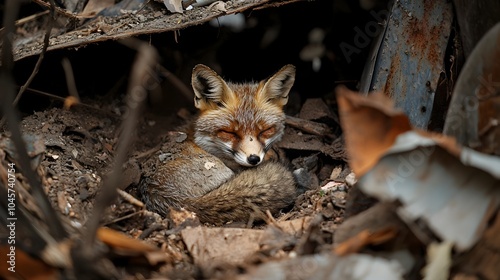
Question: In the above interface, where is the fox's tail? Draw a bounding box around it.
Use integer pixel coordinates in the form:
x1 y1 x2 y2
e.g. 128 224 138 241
186 161 297 225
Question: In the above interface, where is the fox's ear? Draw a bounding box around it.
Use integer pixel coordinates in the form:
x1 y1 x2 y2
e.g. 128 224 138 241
192 64 233 110
259 65 296 107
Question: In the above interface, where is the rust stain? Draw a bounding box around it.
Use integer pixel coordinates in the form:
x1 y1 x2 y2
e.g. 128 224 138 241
404 0 447 74
477 33 500 155
384 58 401 100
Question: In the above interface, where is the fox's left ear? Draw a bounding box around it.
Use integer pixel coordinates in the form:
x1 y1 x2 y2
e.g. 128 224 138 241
259 65 296 107
192 64 234 111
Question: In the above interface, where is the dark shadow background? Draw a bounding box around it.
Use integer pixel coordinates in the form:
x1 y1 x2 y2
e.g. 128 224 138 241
10 0 389 119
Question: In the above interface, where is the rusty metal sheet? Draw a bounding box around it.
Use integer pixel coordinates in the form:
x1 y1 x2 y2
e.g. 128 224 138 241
444 23 500 155
360 0 453 129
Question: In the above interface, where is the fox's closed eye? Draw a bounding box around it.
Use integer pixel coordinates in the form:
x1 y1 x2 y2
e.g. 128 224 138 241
217 130 239 140
259 127 276 138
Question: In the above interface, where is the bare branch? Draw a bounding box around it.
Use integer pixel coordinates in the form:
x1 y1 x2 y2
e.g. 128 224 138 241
0 0 67 241
83 38 158 248
13 0 57 107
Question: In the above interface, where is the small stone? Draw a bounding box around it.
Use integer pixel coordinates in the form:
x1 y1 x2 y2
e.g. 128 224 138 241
345 172 357 187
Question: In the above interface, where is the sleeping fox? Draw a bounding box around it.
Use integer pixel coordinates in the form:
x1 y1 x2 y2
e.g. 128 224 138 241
140 64 299 225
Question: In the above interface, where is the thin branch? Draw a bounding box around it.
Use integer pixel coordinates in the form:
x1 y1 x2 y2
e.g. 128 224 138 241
0 0 67 241
159 65 194 101
13 0 57 107
83 38 158 249
0 10 50 36
32 0 79 19
61 57 81 100
285 115 336 139
22 87 120 118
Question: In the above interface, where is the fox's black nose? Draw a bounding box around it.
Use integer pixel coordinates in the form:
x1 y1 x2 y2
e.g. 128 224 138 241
247 155 261 165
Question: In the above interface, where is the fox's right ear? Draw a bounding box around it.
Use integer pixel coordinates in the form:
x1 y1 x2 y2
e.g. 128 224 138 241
191 64 234 110
259 64 296 107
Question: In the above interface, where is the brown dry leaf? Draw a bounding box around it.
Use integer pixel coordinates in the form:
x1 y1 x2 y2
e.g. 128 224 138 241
63 96 80 110
0 245 58 280
417 130 462 157
275 217 311 236
80 0 115 17
334 227 398 256
208 1 227 12
181 227 263 267
336 86 412 176
163 0 184 13
96 227 158 253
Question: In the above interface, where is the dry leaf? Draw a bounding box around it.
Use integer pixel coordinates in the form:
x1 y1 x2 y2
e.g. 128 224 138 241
80 0 115 17
275 217 312 236
163 0 183 13
208 1 227 12
0 245 58 280
96 227 157 253
63 96 80 110
334 227 398 256
181 227 263 267
336 86 412 176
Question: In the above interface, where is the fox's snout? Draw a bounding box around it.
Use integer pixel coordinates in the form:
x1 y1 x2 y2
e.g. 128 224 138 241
234 135 265 166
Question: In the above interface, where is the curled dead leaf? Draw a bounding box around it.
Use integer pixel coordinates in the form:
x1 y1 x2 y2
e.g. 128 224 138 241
336 86 412 176
163 0 183 13
63 96 80 110
96 227 157 253
334 227 398 256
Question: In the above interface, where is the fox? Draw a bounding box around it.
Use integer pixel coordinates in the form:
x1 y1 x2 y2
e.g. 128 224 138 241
139 64 299 225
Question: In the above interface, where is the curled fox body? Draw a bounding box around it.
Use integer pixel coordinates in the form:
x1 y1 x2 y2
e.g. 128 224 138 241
139 64 298 225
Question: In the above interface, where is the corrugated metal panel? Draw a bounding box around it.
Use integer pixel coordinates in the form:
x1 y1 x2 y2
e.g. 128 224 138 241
360 0 453 128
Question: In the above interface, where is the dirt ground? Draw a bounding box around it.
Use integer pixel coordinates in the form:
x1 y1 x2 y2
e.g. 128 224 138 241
5 90 348 278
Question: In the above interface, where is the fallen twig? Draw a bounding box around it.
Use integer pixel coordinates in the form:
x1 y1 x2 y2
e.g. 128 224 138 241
117 189 144 208
32 0 79 19
139 223 165 239
103 209 146 226
285 115 336 139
